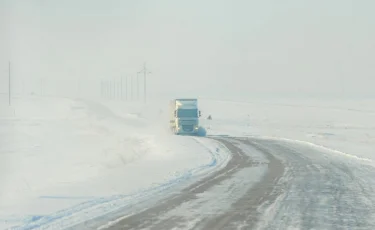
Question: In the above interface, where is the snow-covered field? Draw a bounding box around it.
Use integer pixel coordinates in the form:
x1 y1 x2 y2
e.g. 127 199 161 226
0 96 230 230
200 98 375 161
2 95 375 229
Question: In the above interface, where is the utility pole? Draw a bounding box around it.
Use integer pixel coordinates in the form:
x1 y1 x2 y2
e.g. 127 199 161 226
107 80 109 99
131 75 133 101
120 76 123 100
103 81 105 98
137 72 140 101
104 80 106 98
108 80 111 99
117 78 120 100
138 63 151 103
107 81 110 99
103 81 106 98
109 79 111 99
40 78 43 96
8 61 11 106
112 79 115 99
118 79 121 100
125 76 128 101
114 78 117 100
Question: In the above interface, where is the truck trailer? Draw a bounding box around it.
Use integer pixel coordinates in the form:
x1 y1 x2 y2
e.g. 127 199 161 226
169 98 201 135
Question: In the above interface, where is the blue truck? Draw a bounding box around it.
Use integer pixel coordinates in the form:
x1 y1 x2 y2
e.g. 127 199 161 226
169 98 202 135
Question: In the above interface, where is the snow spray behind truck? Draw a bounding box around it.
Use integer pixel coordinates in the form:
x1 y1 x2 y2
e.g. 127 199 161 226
169 99 202 135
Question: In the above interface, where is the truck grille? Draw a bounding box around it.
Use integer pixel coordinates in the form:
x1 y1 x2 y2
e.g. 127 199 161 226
182 125 194 132
179 120 195 125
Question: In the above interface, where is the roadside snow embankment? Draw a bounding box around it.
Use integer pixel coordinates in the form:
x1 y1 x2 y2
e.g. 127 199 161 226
0 96 230 230
200 98 375 161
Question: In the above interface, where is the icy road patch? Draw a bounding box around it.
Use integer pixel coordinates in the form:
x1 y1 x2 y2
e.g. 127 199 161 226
0 96 230 230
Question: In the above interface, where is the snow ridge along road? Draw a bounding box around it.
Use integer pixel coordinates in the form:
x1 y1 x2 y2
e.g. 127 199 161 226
100 136 375 230
10 138 230 230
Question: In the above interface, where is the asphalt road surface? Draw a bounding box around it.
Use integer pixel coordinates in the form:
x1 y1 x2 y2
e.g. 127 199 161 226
81 137 375 230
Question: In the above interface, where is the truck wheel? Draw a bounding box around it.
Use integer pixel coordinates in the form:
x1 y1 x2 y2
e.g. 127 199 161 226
197 127 207 137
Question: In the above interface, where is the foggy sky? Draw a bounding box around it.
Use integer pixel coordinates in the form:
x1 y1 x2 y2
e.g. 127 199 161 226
1 0 375 100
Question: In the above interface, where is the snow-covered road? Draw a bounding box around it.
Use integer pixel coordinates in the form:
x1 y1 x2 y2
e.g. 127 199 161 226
100 137 375 230
252 137 375 230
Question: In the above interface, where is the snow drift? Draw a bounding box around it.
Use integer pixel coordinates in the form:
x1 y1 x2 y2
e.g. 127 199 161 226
0 96 230 229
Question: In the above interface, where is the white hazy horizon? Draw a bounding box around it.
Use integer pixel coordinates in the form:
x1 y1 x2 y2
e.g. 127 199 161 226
1 0 375 101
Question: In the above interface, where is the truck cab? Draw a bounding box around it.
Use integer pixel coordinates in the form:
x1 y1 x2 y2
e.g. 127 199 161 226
170 99 201 135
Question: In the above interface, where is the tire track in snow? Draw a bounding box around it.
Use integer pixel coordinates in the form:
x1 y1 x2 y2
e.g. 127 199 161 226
195 138 284 230
102 138 271 230
101 137 375 230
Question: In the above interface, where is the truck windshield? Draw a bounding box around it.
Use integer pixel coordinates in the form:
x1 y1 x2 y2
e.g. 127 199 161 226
177 109 197 118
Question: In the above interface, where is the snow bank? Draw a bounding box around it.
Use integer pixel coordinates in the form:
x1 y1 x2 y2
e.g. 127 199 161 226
0 96 230 230
199 98 375 161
